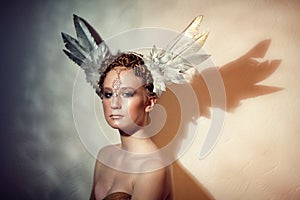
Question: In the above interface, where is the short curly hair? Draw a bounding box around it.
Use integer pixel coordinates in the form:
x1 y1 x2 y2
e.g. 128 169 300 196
97 53 156 98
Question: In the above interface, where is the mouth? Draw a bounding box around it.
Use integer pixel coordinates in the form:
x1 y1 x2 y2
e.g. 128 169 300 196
109 114 124 119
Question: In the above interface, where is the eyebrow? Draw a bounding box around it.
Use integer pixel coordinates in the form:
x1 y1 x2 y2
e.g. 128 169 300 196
103 86 136 91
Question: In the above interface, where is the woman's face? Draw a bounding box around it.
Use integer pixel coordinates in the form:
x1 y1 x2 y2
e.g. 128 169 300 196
102 68 153 134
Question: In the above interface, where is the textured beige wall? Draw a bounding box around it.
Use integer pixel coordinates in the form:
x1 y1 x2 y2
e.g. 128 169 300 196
122 0 300 199
145 1 300 199
88 1 300 199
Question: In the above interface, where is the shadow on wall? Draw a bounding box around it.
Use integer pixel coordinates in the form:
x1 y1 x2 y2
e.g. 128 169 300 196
192 39 282 117
152 39 282 200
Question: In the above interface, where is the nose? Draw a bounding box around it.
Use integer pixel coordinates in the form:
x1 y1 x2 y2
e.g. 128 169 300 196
111 95 122 109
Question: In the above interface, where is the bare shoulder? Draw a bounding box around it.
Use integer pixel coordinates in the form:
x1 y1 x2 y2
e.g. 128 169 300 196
96 144 122 164
137 162 172 183
97 144 119 157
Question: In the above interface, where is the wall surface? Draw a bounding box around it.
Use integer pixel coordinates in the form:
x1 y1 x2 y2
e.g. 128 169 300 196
1 0 299 199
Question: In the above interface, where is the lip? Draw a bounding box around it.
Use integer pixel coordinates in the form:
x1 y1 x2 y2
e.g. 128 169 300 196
109 114 124 119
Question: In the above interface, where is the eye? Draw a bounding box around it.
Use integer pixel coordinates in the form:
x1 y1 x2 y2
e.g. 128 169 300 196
121 90 135 98
103 91 113 99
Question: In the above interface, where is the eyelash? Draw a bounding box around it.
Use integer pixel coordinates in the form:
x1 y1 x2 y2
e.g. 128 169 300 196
103 92 113 99
103 91 135 99
122 91 135 97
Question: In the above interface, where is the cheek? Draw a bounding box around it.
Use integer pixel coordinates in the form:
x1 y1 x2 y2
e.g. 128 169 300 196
102 100 110 115
126 97 147 117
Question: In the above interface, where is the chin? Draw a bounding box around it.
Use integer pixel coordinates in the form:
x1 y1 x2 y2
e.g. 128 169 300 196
105 118 119 129
108 122 120 130
107 121 131 131
106 119 141 134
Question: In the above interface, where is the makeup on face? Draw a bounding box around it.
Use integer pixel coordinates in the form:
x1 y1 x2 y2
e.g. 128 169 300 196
103 87 137 99
102 68 150 132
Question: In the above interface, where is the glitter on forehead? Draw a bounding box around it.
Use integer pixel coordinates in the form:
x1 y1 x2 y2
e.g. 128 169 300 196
112 68 125 90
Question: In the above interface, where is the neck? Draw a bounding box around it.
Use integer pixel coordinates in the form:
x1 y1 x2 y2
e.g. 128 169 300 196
119 129 157 153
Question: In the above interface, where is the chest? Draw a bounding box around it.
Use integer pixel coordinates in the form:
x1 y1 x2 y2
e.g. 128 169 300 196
94 168 134 199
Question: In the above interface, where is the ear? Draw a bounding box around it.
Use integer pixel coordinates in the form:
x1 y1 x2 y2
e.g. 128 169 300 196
145 97 156 113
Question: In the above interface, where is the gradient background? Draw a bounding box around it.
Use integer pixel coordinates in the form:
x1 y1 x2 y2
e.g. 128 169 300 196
1 0 300 199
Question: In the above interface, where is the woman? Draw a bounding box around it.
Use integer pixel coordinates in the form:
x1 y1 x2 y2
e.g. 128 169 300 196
88 53 173 199
62 15 209 200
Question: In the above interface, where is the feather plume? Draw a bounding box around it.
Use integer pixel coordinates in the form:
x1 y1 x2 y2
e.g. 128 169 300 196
62 15 112 90
62 15 208 96
61 32 87 62
145 15 209 96
73 14 103 45
73 14 98 52
62 49 83 66
166 16 203 52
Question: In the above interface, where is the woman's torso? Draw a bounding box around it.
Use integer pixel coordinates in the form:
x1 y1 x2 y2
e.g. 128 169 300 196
93 163 173 200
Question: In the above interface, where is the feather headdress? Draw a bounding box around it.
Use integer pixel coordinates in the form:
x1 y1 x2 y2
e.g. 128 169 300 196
62 15 209 96
61 15 111 93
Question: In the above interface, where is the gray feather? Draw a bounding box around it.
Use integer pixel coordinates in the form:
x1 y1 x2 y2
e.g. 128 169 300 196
62 15 112 92
61 32 87 62
73 14 98 52
62 49 83 66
